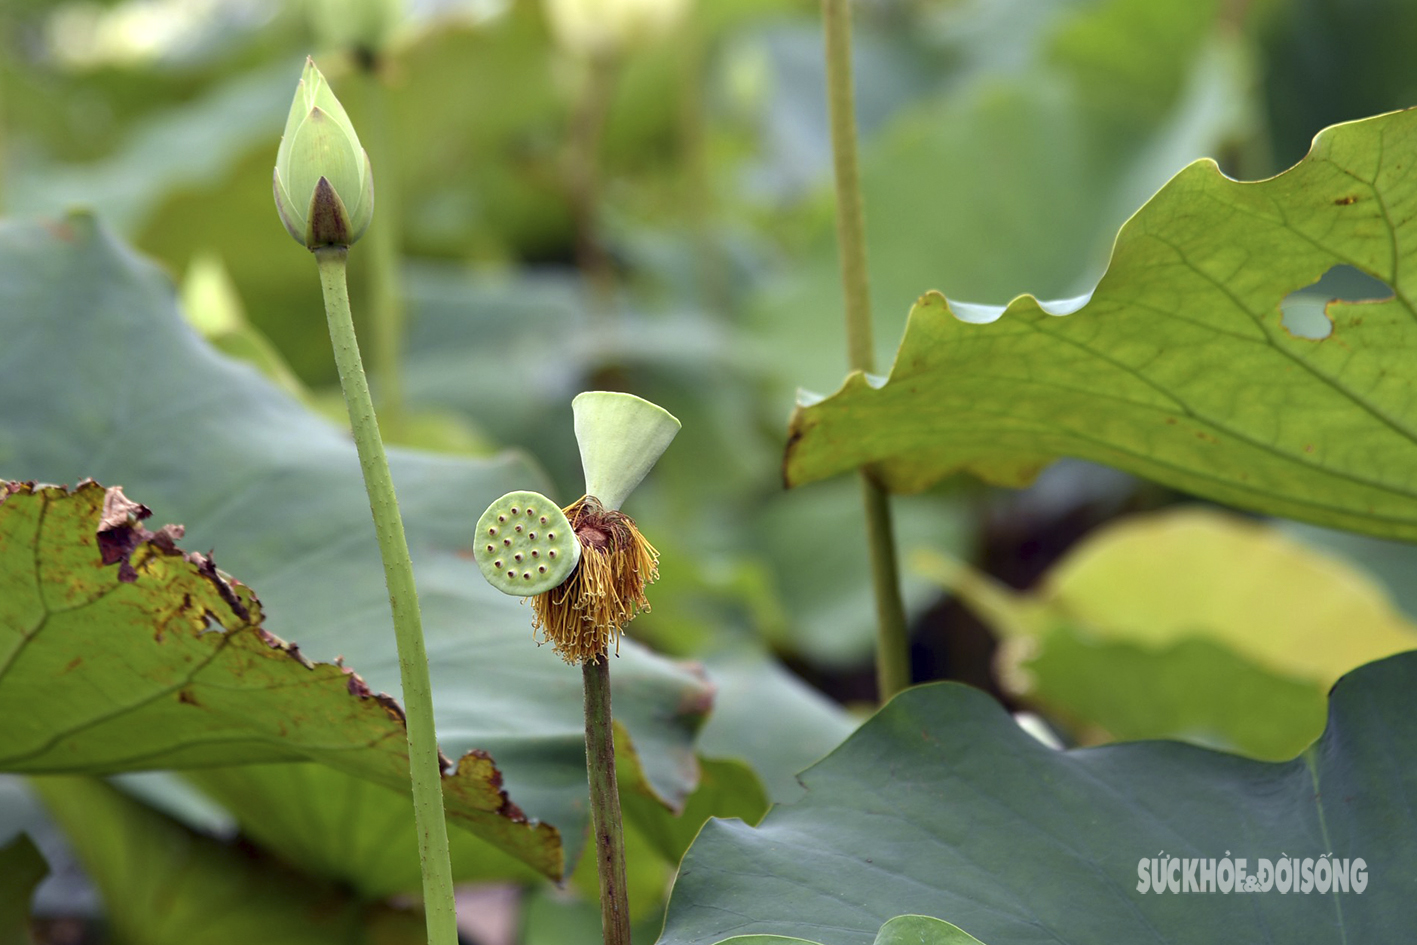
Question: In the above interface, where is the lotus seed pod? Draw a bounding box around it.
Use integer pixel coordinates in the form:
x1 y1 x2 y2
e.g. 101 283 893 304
273 57 375 249
473 491 581 596
572 391 679 511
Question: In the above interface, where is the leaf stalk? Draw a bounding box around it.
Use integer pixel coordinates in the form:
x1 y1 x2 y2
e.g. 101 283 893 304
583 656 632 945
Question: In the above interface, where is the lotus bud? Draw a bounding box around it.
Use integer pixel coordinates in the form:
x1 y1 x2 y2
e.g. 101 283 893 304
273 57 375 250
542 0 693 59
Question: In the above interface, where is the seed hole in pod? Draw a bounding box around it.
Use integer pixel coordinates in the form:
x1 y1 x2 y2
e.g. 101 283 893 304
548 550 557 558
515 525 523 533
486 544 494 553
527 508 535 516
494 560 503 568
523 572 531 579
531 550 539 558
540 516 547 524
538 566 546 573
498 515 505 523
504 538 512 546
528 532 537 540
514 553 523 562
506 570 515 578
488 527 497 536
510 507 519 514
548 532 556 539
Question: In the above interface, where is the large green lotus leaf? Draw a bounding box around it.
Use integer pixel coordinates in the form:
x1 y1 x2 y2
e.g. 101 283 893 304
694 649 858 805
660 651 1417 944
180 753 766 900
31 776 425 945
0 480 558 875
0 215 712 879
918 507 1417 759
714 915 988 945
786 106 1417 540
182 763 543 897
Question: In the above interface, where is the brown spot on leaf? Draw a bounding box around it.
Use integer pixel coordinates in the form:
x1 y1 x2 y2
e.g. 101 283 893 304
1334 195 1358 205
178 690 199 706
96 485 187 583
185 551 249 622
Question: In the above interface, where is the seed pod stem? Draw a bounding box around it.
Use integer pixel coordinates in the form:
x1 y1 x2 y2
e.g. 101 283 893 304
582 656 631 945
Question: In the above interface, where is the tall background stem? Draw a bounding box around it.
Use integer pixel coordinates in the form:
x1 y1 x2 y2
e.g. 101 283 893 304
567 54 622 309
820 0 911 700
583 657 631 945
315 247 458 945
677 19 727 315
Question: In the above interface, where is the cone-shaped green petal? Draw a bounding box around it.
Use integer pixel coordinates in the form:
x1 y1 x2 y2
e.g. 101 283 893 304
309 64 357 131
345 150 375 242
275 78 306 175
272 167 304 244
573 391 680 511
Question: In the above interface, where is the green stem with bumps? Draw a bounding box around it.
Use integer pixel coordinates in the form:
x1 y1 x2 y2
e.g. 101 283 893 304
821 0 912 700
315 247 458 945
583 656 631 945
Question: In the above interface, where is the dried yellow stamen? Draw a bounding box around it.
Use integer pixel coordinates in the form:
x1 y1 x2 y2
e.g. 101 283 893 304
530 496 659 664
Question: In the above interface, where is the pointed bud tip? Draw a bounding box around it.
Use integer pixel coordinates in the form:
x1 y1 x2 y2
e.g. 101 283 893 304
305 176 354 248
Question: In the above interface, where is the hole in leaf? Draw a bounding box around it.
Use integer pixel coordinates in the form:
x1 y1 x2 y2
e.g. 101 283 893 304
1280 265 1393 340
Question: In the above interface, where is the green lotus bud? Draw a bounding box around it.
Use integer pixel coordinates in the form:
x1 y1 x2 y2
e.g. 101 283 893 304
572 391 680 511
273 57 374 249
474 491 582 596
